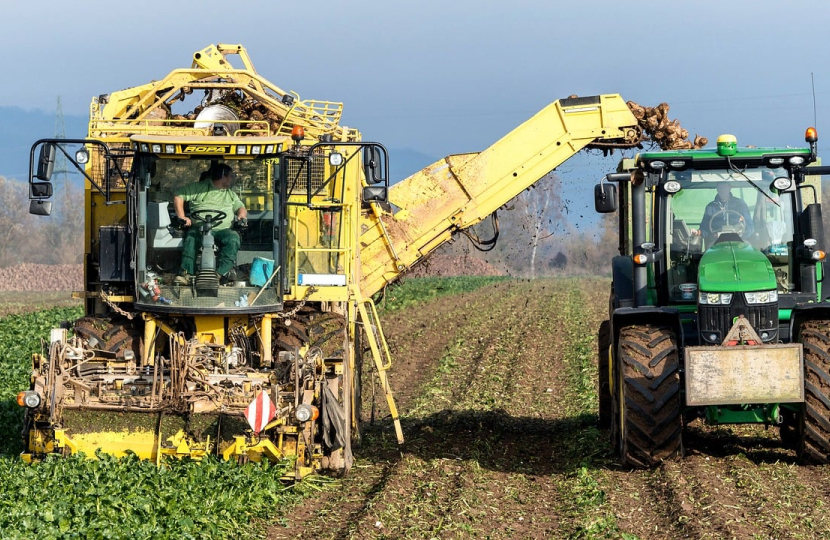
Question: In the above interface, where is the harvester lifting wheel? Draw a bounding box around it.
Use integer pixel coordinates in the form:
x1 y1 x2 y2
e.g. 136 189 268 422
614 325 682 467
597 320 612 429
797 319 830 463
73 316 142 359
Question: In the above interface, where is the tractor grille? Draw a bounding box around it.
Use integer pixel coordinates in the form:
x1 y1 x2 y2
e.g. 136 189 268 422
698 295 777 344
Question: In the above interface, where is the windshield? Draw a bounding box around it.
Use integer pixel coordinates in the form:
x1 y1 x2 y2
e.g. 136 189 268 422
136 156 282 312
663 167 794 302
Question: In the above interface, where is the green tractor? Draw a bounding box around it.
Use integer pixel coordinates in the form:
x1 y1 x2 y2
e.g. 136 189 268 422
595 129 830 466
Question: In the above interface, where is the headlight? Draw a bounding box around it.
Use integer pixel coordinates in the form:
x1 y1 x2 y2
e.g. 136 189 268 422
75 147 90 164
745 290 778 304
699 292 733 305
772 177 792 190
16 391 41 409
295 404 319 423
663 180 682 193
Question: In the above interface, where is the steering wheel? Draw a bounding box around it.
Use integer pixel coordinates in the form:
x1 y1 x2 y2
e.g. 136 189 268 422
190 209 228 227
708 209 746 236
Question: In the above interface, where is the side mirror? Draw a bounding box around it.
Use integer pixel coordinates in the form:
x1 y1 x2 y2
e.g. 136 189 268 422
29 200 53 216
363 147 385 185
30 182 53 198
36 143 56 181
594 183 617 213
363 185 387 202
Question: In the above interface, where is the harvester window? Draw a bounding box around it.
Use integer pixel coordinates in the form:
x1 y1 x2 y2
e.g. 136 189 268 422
136 156 282 310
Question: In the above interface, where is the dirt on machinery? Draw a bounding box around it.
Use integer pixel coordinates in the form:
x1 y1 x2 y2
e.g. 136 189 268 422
269 278 830 540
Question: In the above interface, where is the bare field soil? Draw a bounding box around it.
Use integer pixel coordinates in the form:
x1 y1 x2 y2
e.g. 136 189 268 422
271 278 830 540
0 264 82 292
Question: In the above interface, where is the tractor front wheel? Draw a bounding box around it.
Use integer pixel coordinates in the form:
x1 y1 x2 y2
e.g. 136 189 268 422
614 325 682 467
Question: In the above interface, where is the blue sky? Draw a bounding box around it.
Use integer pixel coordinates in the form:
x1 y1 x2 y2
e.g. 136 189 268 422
3 1 830 221
4 1 830 154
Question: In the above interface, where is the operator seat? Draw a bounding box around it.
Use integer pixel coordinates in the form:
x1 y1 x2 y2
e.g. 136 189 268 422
147 201 184 248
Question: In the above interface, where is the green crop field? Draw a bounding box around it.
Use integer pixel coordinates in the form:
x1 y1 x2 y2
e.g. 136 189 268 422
0 306 316 540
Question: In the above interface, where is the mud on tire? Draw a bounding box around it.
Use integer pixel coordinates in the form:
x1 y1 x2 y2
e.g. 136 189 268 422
616 324 682 467
798 320 830 463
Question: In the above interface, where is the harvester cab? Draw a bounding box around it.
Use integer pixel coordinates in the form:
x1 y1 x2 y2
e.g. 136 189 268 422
596 128 830 467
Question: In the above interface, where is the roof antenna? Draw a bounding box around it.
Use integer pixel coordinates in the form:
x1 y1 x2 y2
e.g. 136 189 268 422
812 72 818 129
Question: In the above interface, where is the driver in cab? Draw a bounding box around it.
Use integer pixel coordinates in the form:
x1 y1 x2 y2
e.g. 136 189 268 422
173 163 247 284
696 182 753 248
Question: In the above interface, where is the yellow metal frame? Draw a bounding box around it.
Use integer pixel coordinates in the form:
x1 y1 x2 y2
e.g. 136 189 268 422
357 94 639 297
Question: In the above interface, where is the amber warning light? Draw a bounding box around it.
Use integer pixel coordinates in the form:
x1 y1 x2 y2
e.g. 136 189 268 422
806 127 818 143
291 125 305 142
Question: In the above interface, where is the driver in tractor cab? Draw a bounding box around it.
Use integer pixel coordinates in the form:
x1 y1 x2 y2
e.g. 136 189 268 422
696 182 754 248
173 163 248 285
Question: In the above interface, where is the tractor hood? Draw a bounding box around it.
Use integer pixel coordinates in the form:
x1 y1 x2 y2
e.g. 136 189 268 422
698 240 776 293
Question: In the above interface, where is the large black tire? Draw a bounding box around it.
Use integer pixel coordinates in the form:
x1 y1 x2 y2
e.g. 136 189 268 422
798 320 830 463
615 325 682 467
598 320 613 429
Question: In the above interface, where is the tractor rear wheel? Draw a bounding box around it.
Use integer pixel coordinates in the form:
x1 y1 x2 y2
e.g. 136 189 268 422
798 320 830 463
615 324 682 467
598 320 612 429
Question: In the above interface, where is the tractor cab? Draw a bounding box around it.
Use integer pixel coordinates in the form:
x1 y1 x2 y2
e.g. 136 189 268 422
598 132 826 345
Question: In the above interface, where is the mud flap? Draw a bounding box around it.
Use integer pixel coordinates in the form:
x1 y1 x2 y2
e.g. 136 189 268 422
322 383 347 451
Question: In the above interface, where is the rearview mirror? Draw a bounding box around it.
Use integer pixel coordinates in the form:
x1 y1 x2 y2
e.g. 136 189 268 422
36 143 56 181
363 147 385 185
29 200 53 216
594 183 617 213
30 182 53 198
363 185 387 202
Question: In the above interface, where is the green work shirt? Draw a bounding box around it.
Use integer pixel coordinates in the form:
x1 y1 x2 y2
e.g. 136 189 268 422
175 181 244 231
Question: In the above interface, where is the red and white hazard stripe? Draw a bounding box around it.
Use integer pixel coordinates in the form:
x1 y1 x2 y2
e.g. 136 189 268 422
246 390 277 434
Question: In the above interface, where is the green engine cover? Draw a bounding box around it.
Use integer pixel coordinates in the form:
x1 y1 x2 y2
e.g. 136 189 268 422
698 240 776 292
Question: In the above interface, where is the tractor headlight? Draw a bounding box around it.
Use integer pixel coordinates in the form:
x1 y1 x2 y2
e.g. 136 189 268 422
16 391 41 409
699 292 733 305
745 290 778 304
663 180 682 193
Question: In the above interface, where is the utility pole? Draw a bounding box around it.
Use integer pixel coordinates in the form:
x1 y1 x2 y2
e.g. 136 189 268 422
53 96 77 220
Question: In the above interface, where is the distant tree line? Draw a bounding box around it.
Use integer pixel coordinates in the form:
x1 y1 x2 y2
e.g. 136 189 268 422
439 173 618 277
0 176 83 267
